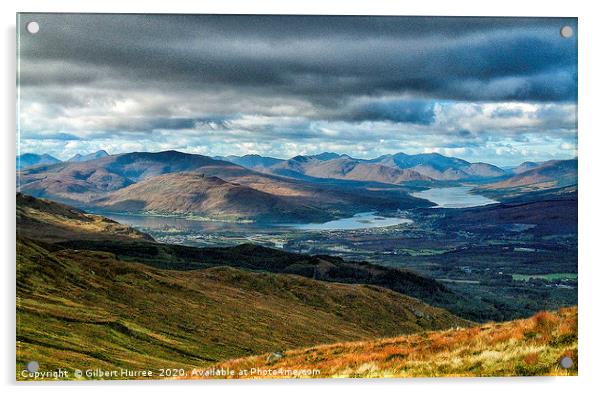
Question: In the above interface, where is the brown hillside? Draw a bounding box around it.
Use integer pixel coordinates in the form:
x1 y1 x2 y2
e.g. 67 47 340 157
303 158 432 183
204 307 577 379
17 193 153 243
484 159 577 190
97 172 329 222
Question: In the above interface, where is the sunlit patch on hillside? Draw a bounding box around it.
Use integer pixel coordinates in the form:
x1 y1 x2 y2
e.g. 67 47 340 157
202 307 577 379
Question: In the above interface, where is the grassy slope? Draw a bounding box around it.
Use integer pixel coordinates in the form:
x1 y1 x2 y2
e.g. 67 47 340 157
16 193 153 243
16 238 469 379
52 239 492 321
16 193 512 323
207 307 577 378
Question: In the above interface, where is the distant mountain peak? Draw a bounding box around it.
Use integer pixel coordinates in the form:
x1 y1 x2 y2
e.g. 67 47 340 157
68 150 109 163
291 155 311 162
513 161 540 174
16 153 61 170
215 154 284 169
310 152 342 161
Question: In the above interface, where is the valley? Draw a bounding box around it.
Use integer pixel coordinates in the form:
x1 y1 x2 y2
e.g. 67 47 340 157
83 166 576 324
102 192 576 322
16 150 578 378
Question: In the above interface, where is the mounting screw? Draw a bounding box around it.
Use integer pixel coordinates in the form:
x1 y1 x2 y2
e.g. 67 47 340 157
26 360 39 373
560 25 573 39
559 356 573 369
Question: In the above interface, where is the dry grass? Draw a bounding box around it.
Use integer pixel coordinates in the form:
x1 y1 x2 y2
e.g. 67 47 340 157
199 307 577 379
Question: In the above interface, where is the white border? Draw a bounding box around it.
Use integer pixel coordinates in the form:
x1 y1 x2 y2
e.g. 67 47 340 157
2 1 600 393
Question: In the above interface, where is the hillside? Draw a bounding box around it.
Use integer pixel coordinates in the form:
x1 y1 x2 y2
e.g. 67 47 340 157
96 172 328 222
57 239 476 313
513 161 540 174
17 193 153 243
16 237 469 378
18 163 134 205
434 197 578 236
463 162 509 178
16 153 61 170
483 159 577 191
17 150 229 204
18 193 493 322
206 307 577 378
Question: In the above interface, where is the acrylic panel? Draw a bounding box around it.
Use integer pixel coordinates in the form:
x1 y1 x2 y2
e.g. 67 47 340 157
16 14 578 381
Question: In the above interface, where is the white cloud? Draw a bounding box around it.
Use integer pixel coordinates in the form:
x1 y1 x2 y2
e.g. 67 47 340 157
18 94 577 166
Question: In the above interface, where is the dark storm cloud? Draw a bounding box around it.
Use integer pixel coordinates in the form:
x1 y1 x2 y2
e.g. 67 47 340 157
23 132 81 141
348 100 436 124
17 14 578 165
456 129 474 139
19 14 577 104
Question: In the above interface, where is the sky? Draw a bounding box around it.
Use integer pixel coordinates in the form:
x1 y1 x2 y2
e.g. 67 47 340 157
17 14 577 166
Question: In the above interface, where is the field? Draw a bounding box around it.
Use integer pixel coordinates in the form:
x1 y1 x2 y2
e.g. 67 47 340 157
512 273 578 282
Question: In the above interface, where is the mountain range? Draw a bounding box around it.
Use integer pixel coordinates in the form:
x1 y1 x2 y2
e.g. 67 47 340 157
17 150 432 222
484 159 577 190
16 150 110 170
268 155 432 183
17 149 577 222
367 152 507 180
68 149 109 163
213 154 284 168
218 152 508 183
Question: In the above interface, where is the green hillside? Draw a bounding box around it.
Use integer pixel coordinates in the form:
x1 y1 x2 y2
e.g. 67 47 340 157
16 193 153 243
16 237 469 379
18 193 488 322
